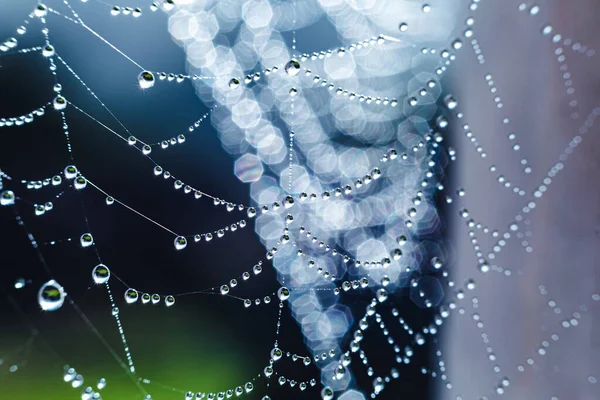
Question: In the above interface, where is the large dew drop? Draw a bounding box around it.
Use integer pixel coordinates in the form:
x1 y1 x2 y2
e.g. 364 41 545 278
0 190 15 206
285 59 300 76
64 165 78 179
229 78 240 89
321 387 334 400
92 264 110 284
277 287 290 301
174 236 187 250
138 71 155 89
34 4 48 18
124 288 139 304
80 233 94 248
53 95 67 110
38 280 66 311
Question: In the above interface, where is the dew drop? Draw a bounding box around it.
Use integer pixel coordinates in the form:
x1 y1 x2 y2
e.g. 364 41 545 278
74 176 87 190
64 165 78 179
80 233 94 248
38 280 66 311
278 287 290 301
0 190 15 206
321 387 334 400
53 95 67 110
14 277 26 289
376 288 389 303
285 59 301 76
174 236 187 250
229 78 240 89
34 4 48 17
138 71 155 89
124 288 139 304
444 95 458 110
92 264 110 284
42 45 55 57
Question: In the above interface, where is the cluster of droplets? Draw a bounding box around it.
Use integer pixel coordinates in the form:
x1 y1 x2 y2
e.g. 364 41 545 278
123 288 175 308
181 380 257 400
110 6 142 17
0 105 47 127
63 366 107 400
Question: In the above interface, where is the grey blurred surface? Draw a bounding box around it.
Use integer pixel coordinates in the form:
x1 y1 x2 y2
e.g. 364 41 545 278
442 1 600 399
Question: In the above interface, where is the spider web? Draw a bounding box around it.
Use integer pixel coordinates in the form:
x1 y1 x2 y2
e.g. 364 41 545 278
0 1 599 400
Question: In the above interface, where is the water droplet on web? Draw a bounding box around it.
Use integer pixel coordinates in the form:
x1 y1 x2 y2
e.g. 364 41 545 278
92 264 110 284
229 78 240 89
53 95 67 110
34 204 45 216
65 165 78 179
399 23 408 32
174 236 187 250
74 176 87 190
377 288 388 302
138 71 155 89
321 387 334 400
80 233 94 248
1 190 15 206
285 59 300 76
444 95 458 109
436 116 449 128
42 45 55 57
72 374 84 388
431 257 443 269
373 376 385 393
38 280 66 311
278 287 290 301
34 4 48 18
97 378 106 390
63 367 76 382
163 0 176 12
284 195 294 208
530 5 540 15
466 278 476 290
124 288 139 304
165 295 175 307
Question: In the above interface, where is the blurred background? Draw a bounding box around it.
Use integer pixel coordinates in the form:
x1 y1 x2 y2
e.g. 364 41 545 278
0 1 599 400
